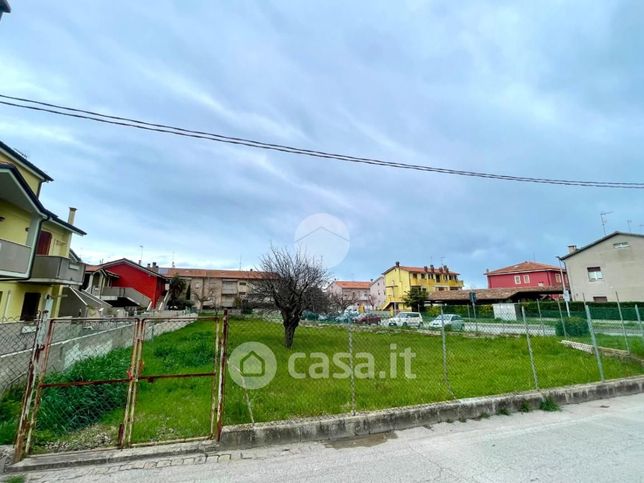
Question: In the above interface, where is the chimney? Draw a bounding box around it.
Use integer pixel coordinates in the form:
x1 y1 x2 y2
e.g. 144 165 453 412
430 264 435 272
568 245 578 254
147 263 151 268
67 207 77 225
151 262 158 273
395 261 400 267
424 266 428 272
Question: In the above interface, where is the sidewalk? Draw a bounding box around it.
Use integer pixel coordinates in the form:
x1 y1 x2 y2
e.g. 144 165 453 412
7 393 644 482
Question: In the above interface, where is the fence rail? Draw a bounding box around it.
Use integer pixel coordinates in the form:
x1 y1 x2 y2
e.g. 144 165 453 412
1 302 642 462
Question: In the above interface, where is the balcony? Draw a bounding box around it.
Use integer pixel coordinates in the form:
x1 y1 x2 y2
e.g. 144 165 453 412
27 255 85 285
96 287 151 308
0 238 32 278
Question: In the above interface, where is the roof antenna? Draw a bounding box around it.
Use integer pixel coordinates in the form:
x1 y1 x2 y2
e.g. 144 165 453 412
600 211 613 235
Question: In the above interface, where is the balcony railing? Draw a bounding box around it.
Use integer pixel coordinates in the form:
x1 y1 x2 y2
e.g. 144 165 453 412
28 255 85 285
0 238 32 278
98 287 151 308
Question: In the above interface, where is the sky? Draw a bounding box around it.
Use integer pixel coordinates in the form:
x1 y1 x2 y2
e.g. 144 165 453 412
1 1 643 288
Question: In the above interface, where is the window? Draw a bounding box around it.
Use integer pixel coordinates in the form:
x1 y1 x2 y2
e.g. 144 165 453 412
613 242 630 249
514 275 521 284
523 274 530 283
36 231 52 256
593 296 608 303
555 273 561 283
587 267 603 281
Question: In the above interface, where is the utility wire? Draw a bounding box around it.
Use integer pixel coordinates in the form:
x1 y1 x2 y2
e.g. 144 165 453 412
1 93 642 189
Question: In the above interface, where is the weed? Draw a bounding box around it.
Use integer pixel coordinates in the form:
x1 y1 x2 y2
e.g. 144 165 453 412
539 397 560 412
4 475 25 483
519 401 531 413
479 412 490 419
496 407 510 416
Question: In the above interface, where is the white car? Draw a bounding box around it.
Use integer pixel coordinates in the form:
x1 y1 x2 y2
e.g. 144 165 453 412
426 314 465 331
385 312 424 328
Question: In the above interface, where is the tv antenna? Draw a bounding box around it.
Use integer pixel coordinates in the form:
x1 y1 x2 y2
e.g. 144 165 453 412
600 211 613 235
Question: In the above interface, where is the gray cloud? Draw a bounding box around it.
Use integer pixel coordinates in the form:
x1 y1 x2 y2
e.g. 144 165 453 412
1 0 642 286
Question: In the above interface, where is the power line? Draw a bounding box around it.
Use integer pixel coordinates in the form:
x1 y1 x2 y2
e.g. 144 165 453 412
1 93 643 189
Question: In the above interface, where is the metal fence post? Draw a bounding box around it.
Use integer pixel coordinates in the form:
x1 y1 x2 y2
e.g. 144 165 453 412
636 305 644 343
348 320 356 416
615 292 630 354
209 316 222 437
440 305 455 398
215 310 230 442
521 307 539 390
536 299 546 336
472 302 479 336
584 305 605 382
555 298 567 338
122 318 145 447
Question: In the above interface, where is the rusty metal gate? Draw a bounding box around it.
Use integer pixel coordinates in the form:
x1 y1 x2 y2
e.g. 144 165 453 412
13 313 228 462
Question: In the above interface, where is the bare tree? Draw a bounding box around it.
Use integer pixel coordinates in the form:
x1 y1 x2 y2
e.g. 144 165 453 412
252 247 330 348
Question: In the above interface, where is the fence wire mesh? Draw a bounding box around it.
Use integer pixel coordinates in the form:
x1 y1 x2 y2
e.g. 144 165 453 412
3 301 643 460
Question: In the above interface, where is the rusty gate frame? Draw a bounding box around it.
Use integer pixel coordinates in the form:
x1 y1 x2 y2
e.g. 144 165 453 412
14 312 229 462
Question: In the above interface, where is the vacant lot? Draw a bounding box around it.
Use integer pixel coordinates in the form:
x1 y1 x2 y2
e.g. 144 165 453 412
1 318 641 452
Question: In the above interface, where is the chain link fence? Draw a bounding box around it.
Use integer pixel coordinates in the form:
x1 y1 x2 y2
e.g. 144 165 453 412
2 303 643 460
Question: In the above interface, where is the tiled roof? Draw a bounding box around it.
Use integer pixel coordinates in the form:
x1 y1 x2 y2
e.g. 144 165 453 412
334 281 371 289
89 259 167 279
427 286 563 302
162 267 272 280
486 261 563 276
384 264 460 276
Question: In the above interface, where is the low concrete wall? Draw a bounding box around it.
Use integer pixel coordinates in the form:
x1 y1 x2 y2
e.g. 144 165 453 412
218 376 644 450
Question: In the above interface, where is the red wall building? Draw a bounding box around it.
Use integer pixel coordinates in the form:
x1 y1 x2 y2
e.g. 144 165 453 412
486 261 568 290
100 259 167 308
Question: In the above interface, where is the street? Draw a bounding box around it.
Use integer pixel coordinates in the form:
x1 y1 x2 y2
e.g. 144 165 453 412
20 393 644 482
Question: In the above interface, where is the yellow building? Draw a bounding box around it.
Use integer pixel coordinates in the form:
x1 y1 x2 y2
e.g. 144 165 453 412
0 140 85 321
382 262 464 311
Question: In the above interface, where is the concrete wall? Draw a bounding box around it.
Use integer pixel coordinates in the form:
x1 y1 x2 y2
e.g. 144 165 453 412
0 318 195 395
565 234 644 302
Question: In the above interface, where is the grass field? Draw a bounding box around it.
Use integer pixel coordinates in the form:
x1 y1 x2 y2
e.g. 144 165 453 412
1 318 642 452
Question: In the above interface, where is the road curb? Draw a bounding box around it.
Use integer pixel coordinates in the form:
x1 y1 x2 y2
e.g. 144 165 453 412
7 375 644 474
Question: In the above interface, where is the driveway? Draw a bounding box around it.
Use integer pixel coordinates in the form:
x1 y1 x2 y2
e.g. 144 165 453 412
19 393 644 482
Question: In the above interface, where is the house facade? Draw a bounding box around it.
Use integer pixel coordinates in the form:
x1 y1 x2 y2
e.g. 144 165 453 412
82 259 168 310
369 275 386 310
486 261 567 291
327 280 372 309
561 232 644 302
0 141 86 321
160 267 270 309
383 262 463 311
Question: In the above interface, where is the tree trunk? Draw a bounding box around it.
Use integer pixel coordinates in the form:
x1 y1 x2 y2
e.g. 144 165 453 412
283 318 299 348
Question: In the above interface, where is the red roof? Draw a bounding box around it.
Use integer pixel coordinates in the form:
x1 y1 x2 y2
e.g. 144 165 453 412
86 259 167 279
333 281 371 289
162 267 272 280
487 261 564 276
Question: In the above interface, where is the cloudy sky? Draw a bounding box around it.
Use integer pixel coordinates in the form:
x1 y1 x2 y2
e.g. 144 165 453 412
1 1 643 287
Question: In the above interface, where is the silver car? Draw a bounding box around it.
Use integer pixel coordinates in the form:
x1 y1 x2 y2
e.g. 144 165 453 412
385 312 424 328
426 314 465 331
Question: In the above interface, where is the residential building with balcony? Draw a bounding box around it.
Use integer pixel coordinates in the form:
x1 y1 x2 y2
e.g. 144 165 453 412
160 267 270 309
561 232 644 302
0 140 86 321
81 259 169 310
327 280 372 310
382 262 464 311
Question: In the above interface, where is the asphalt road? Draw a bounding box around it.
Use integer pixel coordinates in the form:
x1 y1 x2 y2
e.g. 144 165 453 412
26 393 644 482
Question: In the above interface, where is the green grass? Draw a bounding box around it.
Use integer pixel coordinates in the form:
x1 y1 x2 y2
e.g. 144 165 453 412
3 475 25 483
1 319 641 452
539 397 560 412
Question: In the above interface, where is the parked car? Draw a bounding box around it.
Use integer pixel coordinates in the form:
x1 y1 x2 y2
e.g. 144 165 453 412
335 311 359 323
385 312 424 328
425 314 465 331
354 313 381 325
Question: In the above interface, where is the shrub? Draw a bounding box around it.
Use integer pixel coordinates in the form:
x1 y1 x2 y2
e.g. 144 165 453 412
0 385 23 445
539 397 560 412
555 316 589 337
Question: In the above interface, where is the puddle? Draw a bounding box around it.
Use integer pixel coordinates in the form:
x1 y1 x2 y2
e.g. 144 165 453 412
324 431 398 449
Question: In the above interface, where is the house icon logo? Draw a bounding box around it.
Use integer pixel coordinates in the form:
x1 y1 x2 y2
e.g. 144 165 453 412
294 213 350 268
240 350 265 377
228 342 276 389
